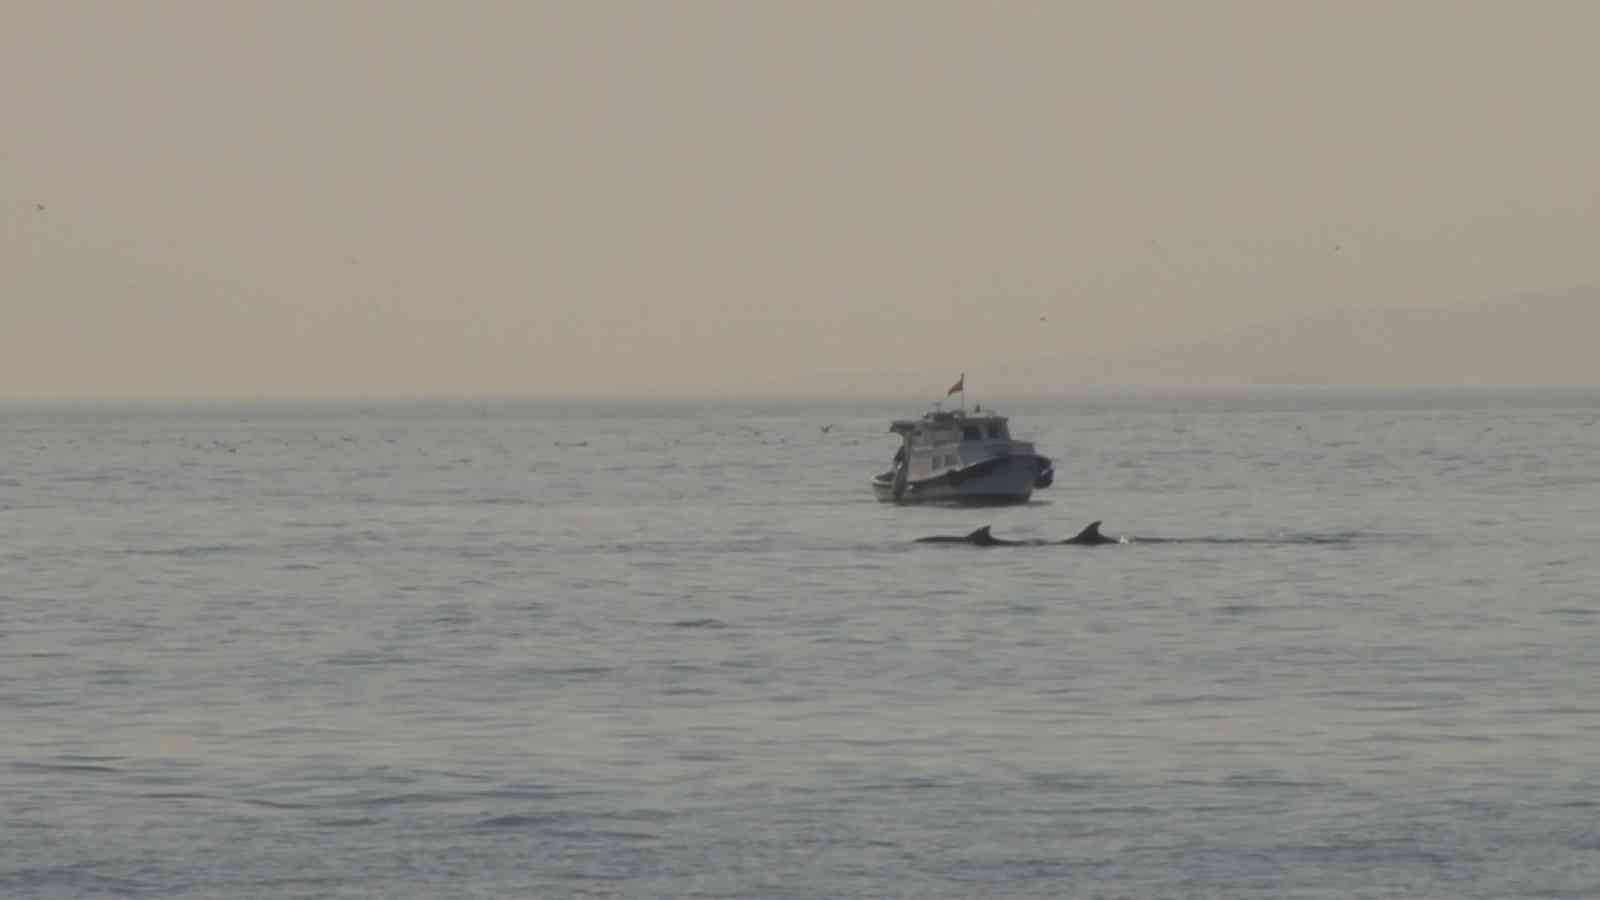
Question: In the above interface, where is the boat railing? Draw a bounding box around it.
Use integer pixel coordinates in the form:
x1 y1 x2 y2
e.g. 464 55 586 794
954 439 1035 465
963 438 1033 454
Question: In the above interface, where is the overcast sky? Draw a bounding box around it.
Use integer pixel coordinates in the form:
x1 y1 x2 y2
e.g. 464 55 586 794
5 1 1598 397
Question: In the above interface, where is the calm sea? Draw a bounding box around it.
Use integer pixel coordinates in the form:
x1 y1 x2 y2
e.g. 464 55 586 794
4 389 1599 899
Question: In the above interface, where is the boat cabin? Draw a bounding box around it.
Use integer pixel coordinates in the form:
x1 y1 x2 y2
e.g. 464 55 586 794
888 410 1031 481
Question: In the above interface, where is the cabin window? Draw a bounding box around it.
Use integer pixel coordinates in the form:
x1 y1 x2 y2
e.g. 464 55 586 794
962 426 982 441
987 424 1006 439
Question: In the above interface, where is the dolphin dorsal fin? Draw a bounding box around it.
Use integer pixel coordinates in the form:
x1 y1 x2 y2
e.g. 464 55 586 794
967 525 993 543
1074 521 1103 541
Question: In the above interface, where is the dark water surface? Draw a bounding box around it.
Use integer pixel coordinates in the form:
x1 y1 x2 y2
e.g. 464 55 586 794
4 389 1599 898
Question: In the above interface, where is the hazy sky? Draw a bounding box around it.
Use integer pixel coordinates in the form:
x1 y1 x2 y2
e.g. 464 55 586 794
5 1 1599 397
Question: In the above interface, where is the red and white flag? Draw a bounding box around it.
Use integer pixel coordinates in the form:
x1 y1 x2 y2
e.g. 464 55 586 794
946 373 964 396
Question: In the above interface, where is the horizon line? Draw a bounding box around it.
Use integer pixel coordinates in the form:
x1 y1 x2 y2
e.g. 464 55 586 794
4 382 1598 406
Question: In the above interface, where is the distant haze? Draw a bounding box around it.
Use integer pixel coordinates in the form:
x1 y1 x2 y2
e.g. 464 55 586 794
5 2 1599 398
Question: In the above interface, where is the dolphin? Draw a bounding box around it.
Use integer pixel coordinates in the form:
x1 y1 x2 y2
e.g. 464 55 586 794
914 521 1120 546
913 525 1018 546
1060 520 1117 546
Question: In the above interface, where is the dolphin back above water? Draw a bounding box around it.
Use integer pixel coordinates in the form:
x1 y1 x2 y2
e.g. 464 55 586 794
914 521 1119 547
1061 520 1116 545
913 525 1017 546
914 521 1383 548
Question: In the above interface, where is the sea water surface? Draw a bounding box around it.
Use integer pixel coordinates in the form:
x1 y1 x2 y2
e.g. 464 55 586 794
3 388 1599 898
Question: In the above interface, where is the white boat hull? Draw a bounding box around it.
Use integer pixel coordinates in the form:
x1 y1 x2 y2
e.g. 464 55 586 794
871 454 1045 505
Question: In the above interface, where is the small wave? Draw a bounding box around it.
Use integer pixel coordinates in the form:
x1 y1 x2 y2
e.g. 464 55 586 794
57 473 118 484
323 652 392 667
851 775 948 792
316 816 382 828
132 543 251 557
1217 773 1330 790
474 814 546 829
1126 531 1390 546
674 749 731 763
661 686 716 697
239 797 314 810
549 828 659 842
345 791 469 809
11 761 121 775
667 618 729 629
1145 693 1259 706
481 783 575 801
0 864 151 896
515 665 616 678
1556 799 1600 810
1024 773 1102 793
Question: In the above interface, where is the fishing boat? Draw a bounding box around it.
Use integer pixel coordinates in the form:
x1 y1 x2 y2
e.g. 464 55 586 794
871 405 1053 505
